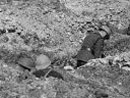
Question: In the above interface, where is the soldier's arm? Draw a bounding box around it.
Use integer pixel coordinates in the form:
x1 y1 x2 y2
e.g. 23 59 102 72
93 39 104 58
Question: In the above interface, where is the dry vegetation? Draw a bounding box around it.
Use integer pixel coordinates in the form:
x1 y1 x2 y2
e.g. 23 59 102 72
0 0 130 98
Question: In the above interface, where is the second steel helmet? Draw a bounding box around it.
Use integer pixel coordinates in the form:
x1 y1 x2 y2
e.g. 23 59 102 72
35 54 51 70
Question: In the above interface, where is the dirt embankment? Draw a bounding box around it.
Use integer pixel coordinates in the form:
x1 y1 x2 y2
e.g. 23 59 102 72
0 0 129 61
0 0 130 98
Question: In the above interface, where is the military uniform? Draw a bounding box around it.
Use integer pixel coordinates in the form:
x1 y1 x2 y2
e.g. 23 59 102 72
127 24 130 35
32 68 64 80
76 32 104 68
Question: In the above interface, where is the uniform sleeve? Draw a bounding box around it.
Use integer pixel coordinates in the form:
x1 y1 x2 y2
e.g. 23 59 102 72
93 39 104 58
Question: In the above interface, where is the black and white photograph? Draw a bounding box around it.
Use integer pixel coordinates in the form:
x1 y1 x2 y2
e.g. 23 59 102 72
0 0 130 98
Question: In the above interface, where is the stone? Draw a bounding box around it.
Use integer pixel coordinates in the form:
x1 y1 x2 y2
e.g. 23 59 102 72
40 93 47 98
64 65 74 71
98 58 109 65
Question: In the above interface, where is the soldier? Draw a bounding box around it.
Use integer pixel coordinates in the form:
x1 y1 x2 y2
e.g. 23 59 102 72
75 23 112 69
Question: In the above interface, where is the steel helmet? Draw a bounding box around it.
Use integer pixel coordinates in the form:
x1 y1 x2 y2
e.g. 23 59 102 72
17 57 35 70
35 54 51 70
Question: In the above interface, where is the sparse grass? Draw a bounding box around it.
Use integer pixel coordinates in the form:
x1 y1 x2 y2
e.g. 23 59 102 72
0 0 130 98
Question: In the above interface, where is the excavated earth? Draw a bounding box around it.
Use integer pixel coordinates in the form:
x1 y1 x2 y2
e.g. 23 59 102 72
0 0 130 98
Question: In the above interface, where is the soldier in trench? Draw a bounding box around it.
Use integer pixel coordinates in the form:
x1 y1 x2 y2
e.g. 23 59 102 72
16 54 64 80
75 22 113 69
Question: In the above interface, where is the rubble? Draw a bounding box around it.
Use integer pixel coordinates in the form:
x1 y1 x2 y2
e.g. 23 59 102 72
0 0 130 98
0 0 129 61
1 48 130 98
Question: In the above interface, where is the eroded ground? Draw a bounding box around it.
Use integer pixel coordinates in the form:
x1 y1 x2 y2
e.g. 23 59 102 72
0 0 130 98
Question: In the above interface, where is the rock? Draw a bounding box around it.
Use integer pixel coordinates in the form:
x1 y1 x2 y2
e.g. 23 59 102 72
2 63 8 68
64 65 74 71
67 70 85 80
122 66 130 71
85 60 96 66
40 93 47 98
113 56 121 64
98 58 109 65
35 54 51 70
121 62 130 71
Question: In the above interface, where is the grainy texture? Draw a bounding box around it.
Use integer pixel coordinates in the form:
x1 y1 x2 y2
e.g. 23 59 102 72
0 0 130 98
0 0 129 61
